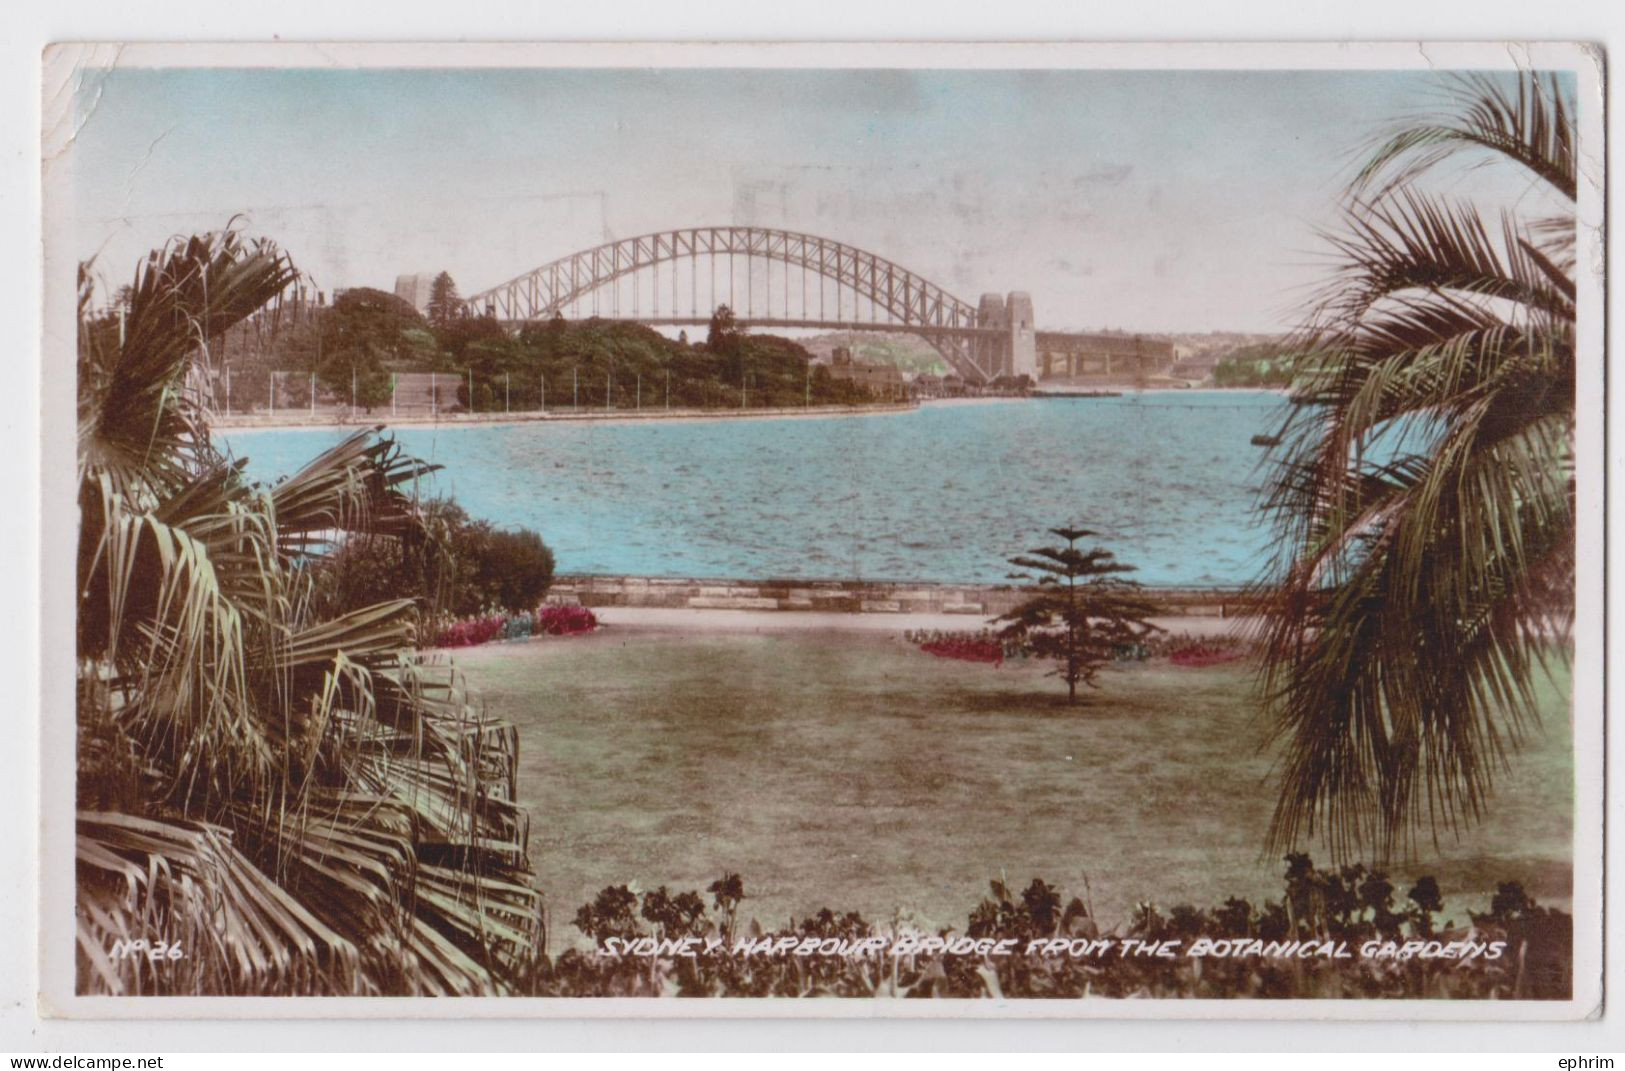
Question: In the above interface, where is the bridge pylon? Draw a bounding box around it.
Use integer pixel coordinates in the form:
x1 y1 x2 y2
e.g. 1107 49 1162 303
974 293 1008 376
974 292 1037 380
1007 292 1036 380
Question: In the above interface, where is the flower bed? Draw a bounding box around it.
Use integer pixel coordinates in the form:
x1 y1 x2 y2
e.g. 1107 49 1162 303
1169 644 1247 668
434 614 507 648
539 604 599 636
432 605 598 648
920 637 1005 665
906 629 1007 666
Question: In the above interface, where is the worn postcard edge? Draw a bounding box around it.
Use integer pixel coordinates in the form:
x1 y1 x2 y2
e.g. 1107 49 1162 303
35 39 1608 1021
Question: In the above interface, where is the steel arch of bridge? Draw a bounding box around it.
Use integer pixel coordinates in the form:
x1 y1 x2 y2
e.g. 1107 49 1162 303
464 226 999 382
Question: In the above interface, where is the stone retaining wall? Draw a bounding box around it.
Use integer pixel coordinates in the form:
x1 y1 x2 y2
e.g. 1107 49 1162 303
547 576 1255 618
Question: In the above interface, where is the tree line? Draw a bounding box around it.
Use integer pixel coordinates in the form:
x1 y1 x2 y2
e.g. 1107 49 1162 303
218 273 890 413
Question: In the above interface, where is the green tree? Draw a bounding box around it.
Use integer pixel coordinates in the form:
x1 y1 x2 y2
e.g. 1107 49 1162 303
995 527 1160 704
426 270 462 327
475 527 556 612
304 286 426 410
1213 343 1299 388
436 312 509 363
499 314 876 413
1257 73 1576 861
706 303 743 355
75 229 542 995
316 498 556 619
411 500 555 616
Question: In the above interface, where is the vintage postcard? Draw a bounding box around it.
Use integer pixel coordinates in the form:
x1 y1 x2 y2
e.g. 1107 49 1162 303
38 41 1605 1018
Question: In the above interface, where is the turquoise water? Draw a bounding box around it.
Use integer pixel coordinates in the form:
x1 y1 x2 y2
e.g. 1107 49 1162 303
223 392 1287 587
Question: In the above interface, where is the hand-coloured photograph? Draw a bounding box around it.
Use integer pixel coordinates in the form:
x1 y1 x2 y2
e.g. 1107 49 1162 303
39 42 1605 1017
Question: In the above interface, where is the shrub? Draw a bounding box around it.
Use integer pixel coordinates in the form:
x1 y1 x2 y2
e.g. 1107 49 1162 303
433 614 506 648
476 528 556 612
313 497 555 620
539 605 598 636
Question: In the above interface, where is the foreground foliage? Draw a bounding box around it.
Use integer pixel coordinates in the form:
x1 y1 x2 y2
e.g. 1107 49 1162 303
1258 72 1577 859
76 229 543 995
533 856 1570 999
312 496 555 623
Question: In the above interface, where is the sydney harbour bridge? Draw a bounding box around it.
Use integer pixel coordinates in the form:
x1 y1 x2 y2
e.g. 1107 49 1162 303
459 226 1173 386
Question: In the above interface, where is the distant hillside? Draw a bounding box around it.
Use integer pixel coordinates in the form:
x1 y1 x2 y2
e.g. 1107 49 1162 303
799 331 949 376
1164 333 1290 383
796 328 1292 383
1163 331 1286 353
1211 341 1302 388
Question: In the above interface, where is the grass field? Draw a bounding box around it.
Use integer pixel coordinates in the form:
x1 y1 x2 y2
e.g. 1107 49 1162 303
452 627 1573 945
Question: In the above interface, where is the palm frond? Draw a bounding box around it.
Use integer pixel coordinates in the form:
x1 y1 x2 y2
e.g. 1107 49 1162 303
77 812 361 996
1353 72 1576 202
265 429 440 554
76 227 546 996
1257 75 1576 861
79 228 300 499
1311 191 1575 330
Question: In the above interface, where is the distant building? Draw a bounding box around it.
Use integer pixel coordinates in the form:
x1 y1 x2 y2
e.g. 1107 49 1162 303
825 346 905 393
1170 351 1223 380
394 273 437 315
1035 333 1177 382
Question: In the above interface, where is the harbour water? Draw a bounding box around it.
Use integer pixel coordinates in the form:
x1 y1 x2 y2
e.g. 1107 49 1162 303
224 391 1288 587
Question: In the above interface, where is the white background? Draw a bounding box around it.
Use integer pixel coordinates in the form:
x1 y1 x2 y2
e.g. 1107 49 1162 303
2 0 1619 1054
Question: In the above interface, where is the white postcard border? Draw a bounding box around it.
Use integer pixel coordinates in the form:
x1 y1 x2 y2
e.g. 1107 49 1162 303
36 38 1608 1022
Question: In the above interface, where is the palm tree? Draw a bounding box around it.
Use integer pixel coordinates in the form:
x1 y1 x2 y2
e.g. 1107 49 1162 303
75 228 544 995
1257 73 1576 862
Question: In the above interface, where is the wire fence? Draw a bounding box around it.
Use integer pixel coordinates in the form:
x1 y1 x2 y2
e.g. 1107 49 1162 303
213 369 1282 418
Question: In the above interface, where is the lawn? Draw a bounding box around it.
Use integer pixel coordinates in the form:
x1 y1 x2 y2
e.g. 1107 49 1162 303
452 628 1573 947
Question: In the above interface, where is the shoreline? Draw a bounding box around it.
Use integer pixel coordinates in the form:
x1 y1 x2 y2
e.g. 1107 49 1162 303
213 400 922 433
209 388 1278 434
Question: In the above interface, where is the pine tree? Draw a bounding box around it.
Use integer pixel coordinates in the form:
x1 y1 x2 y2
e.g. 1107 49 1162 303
426 271 462 327
996 527 1160 703
706 303 742 354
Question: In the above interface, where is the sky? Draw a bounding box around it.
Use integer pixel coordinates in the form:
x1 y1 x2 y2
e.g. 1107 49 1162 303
64 65 1568 334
